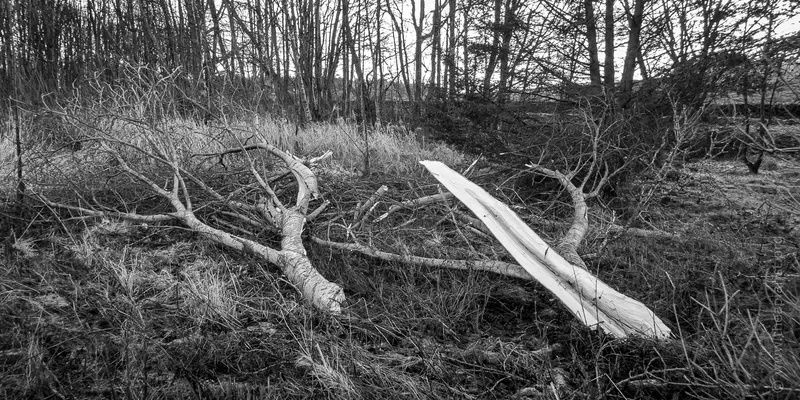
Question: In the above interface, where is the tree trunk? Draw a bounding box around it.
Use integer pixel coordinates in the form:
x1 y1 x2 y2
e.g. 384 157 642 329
281 0 313 124
463 10 470 95
322 0 342 112
2 0 13 98
373 0 383 127
498 0 517 104
385 0 413 101
603 0 615 93
209 0 225 76
584 0 602 86
447 0 457 98
430 0 441 94
620 0 644 98
421 161 672 339
482 0 502 98
414 0 425 108
342 0 350 116
227 0 240 80
313 0 322 114
269 1 286 107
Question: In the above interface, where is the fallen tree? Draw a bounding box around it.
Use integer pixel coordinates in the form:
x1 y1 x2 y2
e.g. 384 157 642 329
310 160 672 338
35 116 345 313
31 74 671 338
309 106 674 339
421 161 672 338
33 114 672 338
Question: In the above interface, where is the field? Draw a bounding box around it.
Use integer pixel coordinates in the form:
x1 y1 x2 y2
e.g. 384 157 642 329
1 109 799 399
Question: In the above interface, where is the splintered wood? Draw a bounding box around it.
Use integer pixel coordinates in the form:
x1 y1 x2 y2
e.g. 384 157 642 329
421 160 672 339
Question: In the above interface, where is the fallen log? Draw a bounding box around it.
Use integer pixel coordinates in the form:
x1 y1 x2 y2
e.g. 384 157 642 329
420 160 672 339
36 121 344 314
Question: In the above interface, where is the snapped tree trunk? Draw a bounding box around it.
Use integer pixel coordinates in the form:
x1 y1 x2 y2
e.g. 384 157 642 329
420 161 672 339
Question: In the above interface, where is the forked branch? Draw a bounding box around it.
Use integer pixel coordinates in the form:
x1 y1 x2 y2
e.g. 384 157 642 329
39 127 344 313
421 161 672 339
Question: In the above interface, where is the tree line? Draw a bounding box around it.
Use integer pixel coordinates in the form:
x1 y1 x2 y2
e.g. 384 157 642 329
0 0 797 124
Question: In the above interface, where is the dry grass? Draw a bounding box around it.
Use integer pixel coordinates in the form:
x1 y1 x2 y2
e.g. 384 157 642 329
1 92 799 398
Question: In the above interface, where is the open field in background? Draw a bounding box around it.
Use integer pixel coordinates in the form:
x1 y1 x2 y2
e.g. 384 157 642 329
0 111 799 399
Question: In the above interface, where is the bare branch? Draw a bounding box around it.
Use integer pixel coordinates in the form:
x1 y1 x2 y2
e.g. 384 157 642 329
352 185 389 230
36 194 178 223
311 236 531 280
198 143 321 212
374 192 453 223
526 163 589 268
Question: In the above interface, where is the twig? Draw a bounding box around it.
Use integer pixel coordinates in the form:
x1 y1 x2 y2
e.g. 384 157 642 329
36 193 177 222
439 186 479 255
352 185 389 230
213 216 256 237
306 200 330 222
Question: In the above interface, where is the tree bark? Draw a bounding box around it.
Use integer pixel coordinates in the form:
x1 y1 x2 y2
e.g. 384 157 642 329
584 0 602 86
603 0 615 93
463 9 470 95
342 0 350 115
373 0 383 126
498 0 518 103
322 0 342 110
620 0 644 98
39 128 344 313
385 0 413 101
430 0 442 93
281 0 314 123
414 0 425 108
482 0 502 98
447 0 457 98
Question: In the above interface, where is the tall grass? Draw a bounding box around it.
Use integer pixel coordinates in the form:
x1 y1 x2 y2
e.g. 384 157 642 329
246 118 465 176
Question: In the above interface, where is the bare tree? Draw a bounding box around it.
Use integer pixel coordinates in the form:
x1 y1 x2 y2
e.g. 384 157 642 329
604 0 615 93
373 0 384 126
280 0 314 123
584 0 602 86
38 69 343 313
620 0 645 100
446 0 457 98
413 0 426 107
482 0 503 97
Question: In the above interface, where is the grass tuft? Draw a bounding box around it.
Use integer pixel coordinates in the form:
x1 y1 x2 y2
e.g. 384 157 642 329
180 259 242 329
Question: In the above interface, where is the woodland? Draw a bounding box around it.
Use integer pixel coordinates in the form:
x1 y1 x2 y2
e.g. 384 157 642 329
1 0 799 398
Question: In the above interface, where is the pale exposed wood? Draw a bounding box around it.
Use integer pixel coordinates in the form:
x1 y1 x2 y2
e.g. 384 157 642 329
352 185 389 229
421 160 672 339
179 208 344 313
40 140 344 314
525 163 589 268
